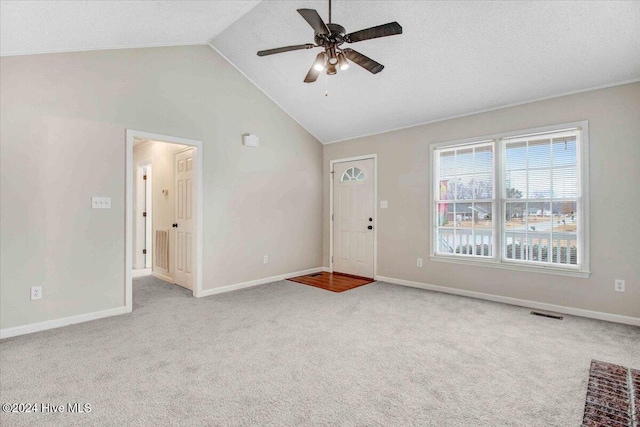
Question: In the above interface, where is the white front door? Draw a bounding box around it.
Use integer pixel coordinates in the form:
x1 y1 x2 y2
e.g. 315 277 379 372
174 148 196 290
333 159 375 278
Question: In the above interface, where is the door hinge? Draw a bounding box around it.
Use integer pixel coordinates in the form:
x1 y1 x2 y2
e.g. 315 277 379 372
142 249 147 254
143 174 147 180
331 213 334 221
331 256 334 263
143 212 147 217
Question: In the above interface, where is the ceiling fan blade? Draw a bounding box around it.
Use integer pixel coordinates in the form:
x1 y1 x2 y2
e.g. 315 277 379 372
346 22 402 43
304 65 321 83
257 44 316 56
297 9 329 35
343 48 384 74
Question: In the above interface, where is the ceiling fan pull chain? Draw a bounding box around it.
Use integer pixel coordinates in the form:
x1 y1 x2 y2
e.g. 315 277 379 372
325 73 329 97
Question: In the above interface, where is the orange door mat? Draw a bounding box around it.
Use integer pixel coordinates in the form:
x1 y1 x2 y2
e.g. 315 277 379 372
287 271 375 293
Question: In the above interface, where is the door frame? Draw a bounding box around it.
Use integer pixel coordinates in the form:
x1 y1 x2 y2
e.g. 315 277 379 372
329 154 378 279
134 159 153 269
125 129 204 313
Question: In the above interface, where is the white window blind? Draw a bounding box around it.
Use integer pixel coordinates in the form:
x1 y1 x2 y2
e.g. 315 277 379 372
503 130 580 266
434 142 494 257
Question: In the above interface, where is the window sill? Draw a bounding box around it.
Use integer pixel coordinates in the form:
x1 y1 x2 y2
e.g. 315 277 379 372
429 255 591 278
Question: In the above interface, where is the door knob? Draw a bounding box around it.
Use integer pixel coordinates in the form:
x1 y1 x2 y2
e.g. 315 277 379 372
369 217 373 222
172 223 178 228
368 225 373 230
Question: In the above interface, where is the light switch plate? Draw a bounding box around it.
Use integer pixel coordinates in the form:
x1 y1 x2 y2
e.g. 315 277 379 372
380 200 388 209
92 197 111 209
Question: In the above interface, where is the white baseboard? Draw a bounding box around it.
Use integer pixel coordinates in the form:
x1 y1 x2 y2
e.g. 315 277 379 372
1 267 325 338
132 268 152 278
152 271 173 283
200 267 325 297
376 275 640 327
0 306 128 340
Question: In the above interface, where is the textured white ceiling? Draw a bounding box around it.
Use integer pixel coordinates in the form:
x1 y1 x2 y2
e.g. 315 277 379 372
214 0 640 143
3 1 639 144
0 0 260 56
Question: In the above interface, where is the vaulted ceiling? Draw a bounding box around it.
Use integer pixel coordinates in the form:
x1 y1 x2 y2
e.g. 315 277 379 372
0 1 261 55
3 1 640 143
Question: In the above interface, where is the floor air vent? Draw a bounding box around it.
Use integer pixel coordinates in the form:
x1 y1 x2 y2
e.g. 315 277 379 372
530 311 563 320
307 273 322 277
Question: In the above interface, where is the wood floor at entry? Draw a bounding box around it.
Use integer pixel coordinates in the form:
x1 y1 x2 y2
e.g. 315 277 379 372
287 272 375 293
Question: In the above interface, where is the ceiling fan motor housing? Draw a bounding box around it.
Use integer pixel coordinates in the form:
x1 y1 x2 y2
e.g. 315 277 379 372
315 23 347 47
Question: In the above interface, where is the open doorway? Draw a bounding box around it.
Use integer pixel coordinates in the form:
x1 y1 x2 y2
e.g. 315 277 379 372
126 130 203 313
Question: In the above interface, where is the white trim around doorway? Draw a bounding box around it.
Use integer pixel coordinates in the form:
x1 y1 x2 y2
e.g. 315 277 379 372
125 130 204 314
329 154 378 279
135 159 152 270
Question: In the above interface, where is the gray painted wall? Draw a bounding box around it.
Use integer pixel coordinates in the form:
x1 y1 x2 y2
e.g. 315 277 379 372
1 45 323 329
323 83 640 319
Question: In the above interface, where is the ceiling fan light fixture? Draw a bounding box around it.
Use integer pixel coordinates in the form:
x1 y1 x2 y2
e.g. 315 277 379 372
337 52 349 70
327 63 337 75
312 52 327 71
328 47 338 65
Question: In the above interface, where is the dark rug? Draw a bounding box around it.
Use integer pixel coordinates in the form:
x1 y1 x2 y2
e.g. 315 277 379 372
582 360 639 427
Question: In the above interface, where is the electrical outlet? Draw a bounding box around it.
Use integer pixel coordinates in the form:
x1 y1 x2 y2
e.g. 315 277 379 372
614 279 625 292
263 255 269 264
31 286 42 300
417 258 423 267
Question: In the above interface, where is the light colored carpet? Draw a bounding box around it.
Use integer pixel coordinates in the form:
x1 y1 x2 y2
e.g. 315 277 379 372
1 276 638 426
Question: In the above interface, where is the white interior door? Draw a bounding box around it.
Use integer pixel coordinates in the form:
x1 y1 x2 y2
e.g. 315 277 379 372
333 159 375 278
174 148 196 290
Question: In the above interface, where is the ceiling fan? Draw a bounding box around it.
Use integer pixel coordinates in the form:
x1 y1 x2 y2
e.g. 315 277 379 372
257 0 402 83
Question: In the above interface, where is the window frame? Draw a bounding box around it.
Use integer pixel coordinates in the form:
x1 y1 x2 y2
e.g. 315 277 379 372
433 140 497 260
429 121 590 278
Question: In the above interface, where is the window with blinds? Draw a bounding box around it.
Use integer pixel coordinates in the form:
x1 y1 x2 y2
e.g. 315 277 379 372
431 123 588 276
435 142 495 258
503 131 580 266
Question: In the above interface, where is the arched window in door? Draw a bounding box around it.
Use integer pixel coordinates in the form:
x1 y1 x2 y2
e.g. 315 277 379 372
340 167 365 182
